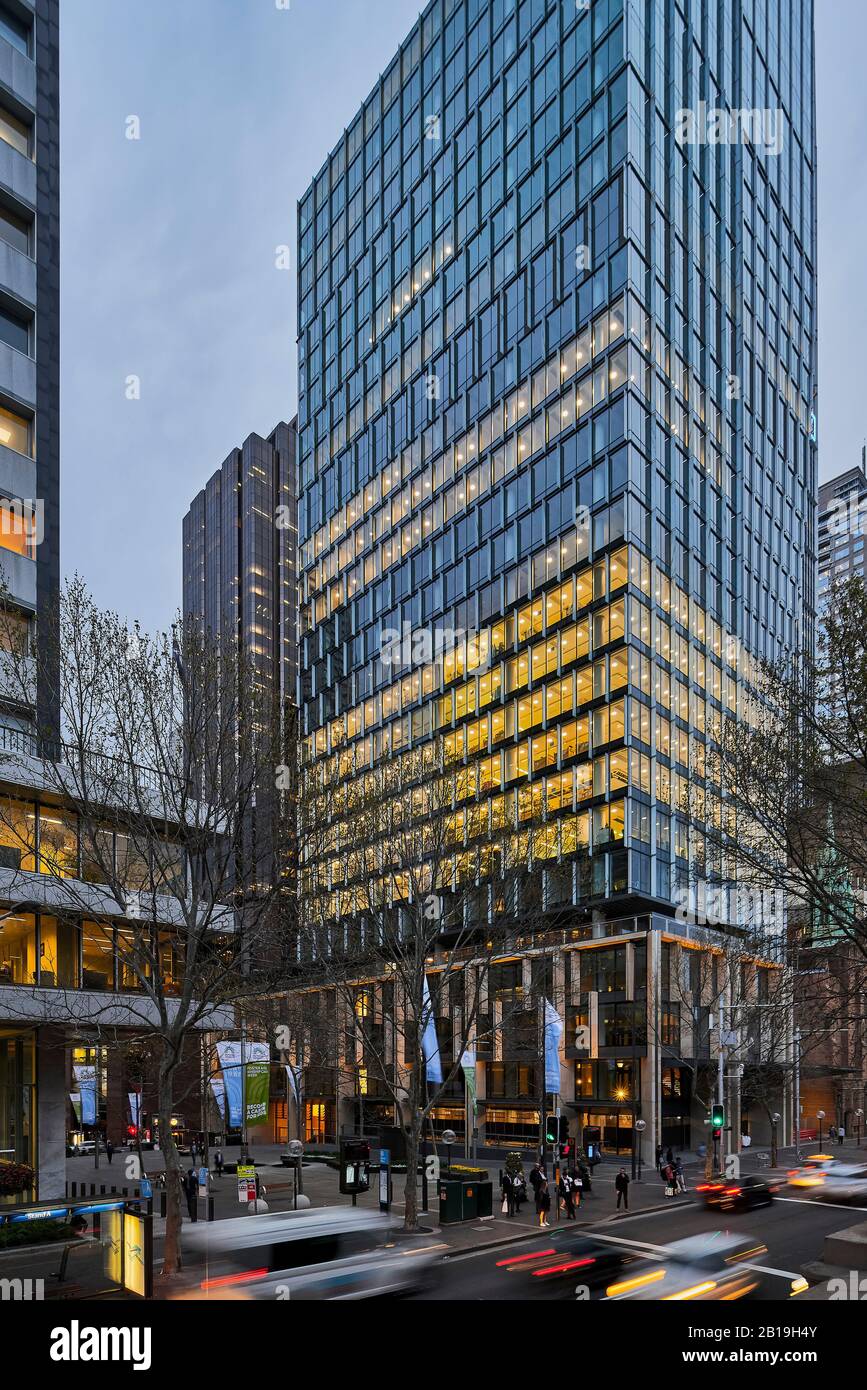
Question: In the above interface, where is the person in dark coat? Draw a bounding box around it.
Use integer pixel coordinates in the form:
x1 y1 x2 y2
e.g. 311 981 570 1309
665 1146 674 1165
184 1169 197 1220
513 1170 527 1208
535 1176 552 1227
655 1144 663 1170
615 1168 630 1210
501 1171 516 1217
577 1159 592 1195
529 1161 545 1199
105 1140 114 1165
214 1149 224 1177
561 1170 577 1220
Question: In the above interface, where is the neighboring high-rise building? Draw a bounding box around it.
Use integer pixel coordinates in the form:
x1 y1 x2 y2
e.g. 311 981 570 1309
817 457 867 616
0 0 59 741
293 0 817 1156
183 421 298 725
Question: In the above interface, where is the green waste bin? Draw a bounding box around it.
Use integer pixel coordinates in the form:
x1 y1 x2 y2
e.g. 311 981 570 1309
438 1181 464 1224
460 1183 479 1220
476 1181 493 1218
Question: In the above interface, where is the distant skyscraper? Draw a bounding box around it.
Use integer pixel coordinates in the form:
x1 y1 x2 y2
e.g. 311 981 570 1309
817 456 867 617
183 421 298 718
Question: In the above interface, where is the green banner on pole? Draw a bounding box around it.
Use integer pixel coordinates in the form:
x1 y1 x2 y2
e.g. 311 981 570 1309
244 1062 270 1126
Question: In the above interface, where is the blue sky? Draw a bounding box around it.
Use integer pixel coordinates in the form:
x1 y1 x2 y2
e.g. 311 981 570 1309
60 0 867 632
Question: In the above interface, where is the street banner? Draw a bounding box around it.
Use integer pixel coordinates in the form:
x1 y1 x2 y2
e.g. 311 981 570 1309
285 1063 299 1103
422 974 442 1084
69 1092 82 1124
216 1041 270 1127
245 1060 270 1126
128 1091 141 1128
73 1064 98 1125
544 1000 563 1093
460 1045 478 1115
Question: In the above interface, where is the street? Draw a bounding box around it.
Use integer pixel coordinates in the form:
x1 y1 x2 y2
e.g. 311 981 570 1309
414 1190 867 1300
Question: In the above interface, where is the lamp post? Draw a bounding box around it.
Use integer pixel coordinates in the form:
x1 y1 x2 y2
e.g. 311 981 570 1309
442 1128 457 1179
817 1109 825 1153
634 1119 646 1182
856 1109 864 1149
771 1112 781 1168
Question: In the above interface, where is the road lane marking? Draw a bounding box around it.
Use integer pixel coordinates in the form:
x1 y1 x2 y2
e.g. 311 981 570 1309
777 1197 867 1212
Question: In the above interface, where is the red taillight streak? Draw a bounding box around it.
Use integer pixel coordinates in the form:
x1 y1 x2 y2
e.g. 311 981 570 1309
532 1257 597 1277
495 1248 556 1268
200 1267 268 1290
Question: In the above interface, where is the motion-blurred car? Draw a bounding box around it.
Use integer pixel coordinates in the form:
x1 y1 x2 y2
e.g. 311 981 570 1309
603 1233 771 1302
490 1230 640 1298
184 1206 442 1300
788 1160 867 1202
696 1174 779 1211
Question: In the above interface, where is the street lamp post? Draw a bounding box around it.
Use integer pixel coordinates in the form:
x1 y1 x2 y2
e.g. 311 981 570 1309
817 1110 825 1153
634 1119 646 1182
442 1128 457 1179
771 1112 781 1168
856 1109 864 1149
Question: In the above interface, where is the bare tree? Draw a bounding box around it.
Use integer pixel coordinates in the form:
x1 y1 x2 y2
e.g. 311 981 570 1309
0 577 288 1278
295 736 534 1230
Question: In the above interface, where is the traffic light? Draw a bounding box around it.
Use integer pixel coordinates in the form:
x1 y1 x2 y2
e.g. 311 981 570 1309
711 1103 725 1129
545 1114 569 1145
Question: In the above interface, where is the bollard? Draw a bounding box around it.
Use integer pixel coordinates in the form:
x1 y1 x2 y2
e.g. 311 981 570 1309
207 1195 215 1222
160 1190 167 1218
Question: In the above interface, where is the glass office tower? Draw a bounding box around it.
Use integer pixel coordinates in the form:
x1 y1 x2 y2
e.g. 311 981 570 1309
295 0 817 1153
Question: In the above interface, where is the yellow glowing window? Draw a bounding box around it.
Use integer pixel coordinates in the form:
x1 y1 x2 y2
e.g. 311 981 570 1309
0 502 37 557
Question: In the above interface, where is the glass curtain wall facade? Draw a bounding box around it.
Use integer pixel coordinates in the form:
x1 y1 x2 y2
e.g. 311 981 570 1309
295 0 816 1147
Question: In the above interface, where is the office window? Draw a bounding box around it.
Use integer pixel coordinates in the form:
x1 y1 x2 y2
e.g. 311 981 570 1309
0 6 30 57
0 202 30 255
0 105 30 158
0 304 28 354
0 403 31 455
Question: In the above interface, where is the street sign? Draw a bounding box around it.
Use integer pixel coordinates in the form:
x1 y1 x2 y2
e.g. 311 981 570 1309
198 1166 209 1195
379 1148 391 1212
237 1163 256 1204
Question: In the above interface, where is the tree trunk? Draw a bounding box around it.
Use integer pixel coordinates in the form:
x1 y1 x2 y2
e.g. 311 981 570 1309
157 1062 183 1279
403 1119 421 1232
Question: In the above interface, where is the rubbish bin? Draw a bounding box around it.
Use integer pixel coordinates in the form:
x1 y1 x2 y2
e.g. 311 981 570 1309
438 1180 464 1224
476 1181 493 1218
460 1183 479 1220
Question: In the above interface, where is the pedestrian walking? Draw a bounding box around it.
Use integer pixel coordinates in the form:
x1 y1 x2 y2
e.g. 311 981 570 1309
535 1176 552 1228
655 1144 663 1170
665 1146 674 1165
615 1168 630 1210
838 1126 846 1146
214 1149 224 1177
829 1125 836 1145
190 1140 198 1163
674 1157 687 1193
577 1159 592 1195
513 1171 527 1209
561 1170 577 1220
501 1171 516 1217
105 1140 114 1165
183 1169 197 1221
662 1162 676 1197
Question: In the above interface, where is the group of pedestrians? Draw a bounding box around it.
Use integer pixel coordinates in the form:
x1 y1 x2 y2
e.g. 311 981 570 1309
655 1145 687 1196
828 1125 846 1146
501 1157 594 1226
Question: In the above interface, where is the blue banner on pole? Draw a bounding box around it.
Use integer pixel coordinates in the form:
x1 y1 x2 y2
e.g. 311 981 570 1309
422 975 442 1084
544 1000 563 1093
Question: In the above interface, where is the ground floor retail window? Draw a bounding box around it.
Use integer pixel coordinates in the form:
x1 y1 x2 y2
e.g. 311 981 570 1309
579 1109 634 1155
305 1101 333 1145
483 1107 539 1148
0 1033 35 1181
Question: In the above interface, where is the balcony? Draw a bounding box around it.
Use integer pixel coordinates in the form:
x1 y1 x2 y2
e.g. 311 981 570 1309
0 35 35 111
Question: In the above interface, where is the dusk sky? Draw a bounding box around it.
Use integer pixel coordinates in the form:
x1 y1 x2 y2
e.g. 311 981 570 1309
60 0 867 633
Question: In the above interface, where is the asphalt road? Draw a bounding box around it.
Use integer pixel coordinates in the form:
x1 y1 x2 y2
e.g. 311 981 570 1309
417 1190 867 1300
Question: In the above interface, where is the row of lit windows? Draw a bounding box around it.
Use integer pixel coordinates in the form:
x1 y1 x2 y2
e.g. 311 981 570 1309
304 544 750 773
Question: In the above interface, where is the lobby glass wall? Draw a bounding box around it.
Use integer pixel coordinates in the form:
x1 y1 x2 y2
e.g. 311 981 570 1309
0 1031 35 1180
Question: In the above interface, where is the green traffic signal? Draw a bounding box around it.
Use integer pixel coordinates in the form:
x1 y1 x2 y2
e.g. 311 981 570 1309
711 1103 725 1128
